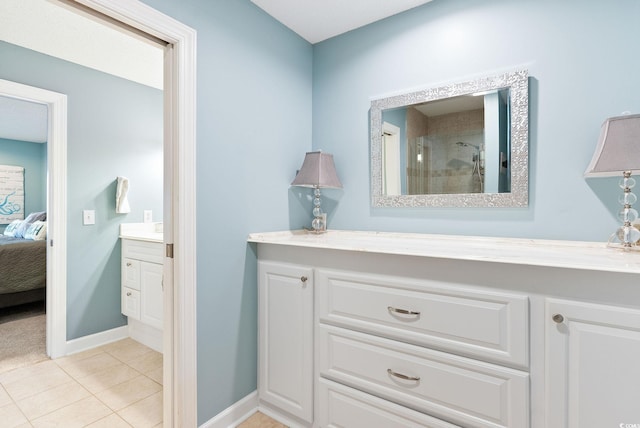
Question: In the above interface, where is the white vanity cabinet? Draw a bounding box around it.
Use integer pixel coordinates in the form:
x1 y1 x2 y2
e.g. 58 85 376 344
546 298 640 428
120 228 164 353
250 230 640 428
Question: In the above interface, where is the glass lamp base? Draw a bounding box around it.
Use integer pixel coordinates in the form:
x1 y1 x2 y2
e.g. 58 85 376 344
304 213 327 234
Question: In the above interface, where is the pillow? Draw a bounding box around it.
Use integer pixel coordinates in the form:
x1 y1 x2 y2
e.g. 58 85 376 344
14 211 46 239
3 219 22 237
24 220 47 241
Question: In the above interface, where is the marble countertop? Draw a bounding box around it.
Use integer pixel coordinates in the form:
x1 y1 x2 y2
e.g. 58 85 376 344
247 229 640 274
120 222 163 243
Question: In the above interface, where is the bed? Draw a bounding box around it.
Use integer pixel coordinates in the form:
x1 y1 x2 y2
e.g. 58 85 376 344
0 235 46 308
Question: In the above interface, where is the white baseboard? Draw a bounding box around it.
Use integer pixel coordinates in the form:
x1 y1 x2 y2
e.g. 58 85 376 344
199 391 258 428
63 325 129 356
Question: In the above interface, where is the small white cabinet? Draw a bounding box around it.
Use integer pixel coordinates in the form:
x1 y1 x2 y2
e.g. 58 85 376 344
546 298 640 428
258 261 314 425
121 237 164 351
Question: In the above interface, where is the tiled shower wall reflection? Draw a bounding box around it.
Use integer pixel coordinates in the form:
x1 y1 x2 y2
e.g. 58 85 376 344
407 107 484 194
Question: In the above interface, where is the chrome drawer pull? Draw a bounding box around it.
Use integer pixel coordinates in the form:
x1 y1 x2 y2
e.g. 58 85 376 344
387 306 420 316
387 368 420 382
552 313 564 324
126 262 132 267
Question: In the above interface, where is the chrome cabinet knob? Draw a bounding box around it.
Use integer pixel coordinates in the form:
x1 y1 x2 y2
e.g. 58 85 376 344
552 313 564 324
300 276 308 283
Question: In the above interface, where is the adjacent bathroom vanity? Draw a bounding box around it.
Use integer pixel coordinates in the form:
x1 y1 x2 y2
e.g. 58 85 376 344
120 223 164 353
249 230 640 428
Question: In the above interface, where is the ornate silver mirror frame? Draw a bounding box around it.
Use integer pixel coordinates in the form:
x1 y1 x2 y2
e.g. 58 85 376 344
371 69 529 208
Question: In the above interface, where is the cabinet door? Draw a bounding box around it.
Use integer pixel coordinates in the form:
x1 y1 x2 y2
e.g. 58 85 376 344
258 261 313 424
546 298 640 428
140 262 164 330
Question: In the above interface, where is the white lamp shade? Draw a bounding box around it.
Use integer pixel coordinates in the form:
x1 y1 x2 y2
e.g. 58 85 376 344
585 114 640 177
291 151 343 188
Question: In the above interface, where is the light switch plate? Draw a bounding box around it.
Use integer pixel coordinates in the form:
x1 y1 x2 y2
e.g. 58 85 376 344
83 210 95 225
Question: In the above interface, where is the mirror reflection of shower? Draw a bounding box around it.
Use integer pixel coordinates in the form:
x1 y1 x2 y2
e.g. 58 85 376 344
407 133 485 195
456 141 485 193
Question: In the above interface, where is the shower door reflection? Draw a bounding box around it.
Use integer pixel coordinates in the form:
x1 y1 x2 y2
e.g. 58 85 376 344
407 134 485 195
403 101 490 195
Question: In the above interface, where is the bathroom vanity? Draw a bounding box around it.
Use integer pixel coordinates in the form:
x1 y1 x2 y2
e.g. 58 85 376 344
249 230 640 428
120 223 164 353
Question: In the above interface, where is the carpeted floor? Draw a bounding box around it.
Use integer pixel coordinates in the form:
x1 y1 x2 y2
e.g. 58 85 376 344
0 301 47 374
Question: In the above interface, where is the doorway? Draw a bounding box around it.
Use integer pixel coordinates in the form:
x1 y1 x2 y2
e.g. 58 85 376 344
76 2 198 424
1 0 197 425
0 80 68 360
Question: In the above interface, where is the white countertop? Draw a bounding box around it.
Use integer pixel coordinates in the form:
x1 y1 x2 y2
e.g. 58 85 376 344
248 230 640 274
120 222 163 243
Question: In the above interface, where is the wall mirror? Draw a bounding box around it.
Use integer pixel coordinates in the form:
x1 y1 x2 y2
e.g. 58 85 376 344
370 69 529 208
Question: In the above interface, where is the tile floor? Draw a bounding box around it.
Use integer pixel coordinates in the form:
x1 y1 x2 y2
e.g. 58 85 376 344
237 411 286 428
0 338 163 427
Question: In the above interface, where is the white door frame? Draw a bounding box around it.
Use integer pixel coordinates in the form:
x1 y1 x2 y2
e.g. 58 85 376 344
70 1 197 427
0 79 68 360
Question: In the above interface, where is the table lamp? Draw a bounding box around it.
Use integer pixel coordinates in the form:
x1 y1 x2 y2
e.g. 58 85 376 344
585 113 640 248
291 151 342 233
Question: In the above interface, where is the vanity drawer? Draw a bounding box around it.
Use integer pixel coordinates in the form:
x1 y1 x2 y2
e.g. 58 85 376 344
122 239 163 264
316 269 529 368
318 378 460 428
122 258 141 290
318 325 529 428
122 287 140 319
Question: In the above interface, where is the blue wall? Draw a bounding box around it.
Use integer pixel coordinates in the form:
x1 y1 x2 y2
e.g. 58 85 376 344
313 0 640 241
138 0 312 423
0 41 163 339
0 137 46 232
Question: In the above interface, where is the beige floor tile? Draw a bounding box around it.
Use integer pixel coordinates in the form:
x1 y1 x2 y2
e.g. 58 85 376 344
0 402 30 428
2 364 73 401
0 359 57 385
103 339 155 364
31 396 112 428
117 390 162 428
75 362 141 394
237 411 287 428
0 384 12 407
2 337 163 427
16 380 90 420
86 413 133 427
55 346 105 365
56 351 121 379
126 350 162 375
95 375 161 411
145 366 163 385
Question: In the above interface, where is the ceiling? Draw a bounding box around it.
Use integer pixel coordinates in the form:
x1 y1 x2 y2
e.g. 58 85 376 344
250 0 433 44
0 0 162 144
0 96 48 143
